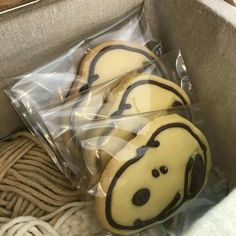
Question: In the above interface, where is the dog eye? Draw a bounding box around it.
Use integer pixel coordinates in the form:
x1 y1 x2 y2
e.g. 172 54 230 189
160 166 168 174
152 169 160 178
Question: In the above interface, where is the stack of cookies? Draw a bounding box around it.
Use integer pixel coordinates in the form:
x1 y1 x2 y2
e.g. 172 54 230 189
64 40 212 235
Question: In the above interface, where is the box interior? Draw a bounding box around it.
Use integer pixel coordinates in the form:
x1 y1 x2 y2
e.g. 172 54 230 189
0 0 235 184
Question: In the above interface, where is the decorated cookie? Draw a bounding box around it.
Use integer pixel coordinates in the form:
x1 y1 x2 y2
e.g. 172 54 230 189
95 114 211 235
80 74 191 186
81 117 147 188
98 73 191 117
68 40 158 98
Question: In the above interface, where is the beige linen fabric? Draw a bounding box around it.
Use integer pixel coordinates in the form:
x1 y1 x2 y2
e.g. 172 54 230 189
145 0 236 184
183 189 236 236
0 0 142 138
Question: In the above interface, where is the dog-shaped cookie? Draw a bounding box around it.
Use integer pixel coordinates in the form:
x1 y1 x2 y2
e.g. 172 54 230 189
95 114 211 235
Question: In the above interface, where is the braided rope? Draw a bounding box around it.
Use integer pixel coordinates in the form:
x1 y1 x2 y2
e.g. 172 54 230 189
0 201 104 236
0 132 81 218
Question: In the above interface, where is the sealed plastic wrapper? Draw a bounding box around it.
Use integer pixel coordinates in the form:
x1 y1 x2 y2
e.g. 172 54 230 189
60 49 192 124
79 104 229 236
78 104 224 235
6 5 162 109
5 45 185 184
8 49 192 188
40 49 193 187
5 5 162 182
7 5 162 109
80 104 210 188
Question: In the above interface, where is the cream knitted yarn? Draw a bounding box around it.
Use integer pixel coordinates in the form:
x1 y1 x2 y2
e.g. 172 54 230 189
0 132 81 218
0 132 168 235
0 201 104 236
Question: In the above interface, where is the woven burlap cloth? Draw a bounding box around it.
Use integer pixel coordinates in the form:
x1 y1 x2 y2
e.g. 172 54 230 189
183 189 236 236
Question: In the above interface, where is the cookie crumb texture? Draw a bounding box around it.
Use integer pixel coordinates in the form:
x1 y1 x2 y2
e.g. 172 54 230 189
95 114 211 235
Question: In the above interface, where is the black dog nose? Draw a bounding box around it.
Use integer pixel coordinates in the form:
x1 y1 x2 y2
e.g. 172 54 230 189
132 188 150 206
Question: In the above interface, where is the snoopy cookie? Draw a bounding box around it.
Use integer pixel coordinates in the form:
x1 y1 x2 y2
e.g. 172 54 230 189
81 74 191 187
68 40 158 98
98 73 191 117
95 114 211 235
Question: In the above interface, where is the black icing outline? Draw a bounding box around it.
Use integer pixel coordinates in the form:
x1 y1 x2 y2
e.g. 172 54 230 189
110 79 189 117
79 44 156 92
105 122 207 230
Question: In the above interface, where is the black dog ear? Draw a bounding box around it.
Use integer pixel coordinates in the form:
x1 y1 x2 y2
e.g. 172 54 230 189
185 154 206 199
